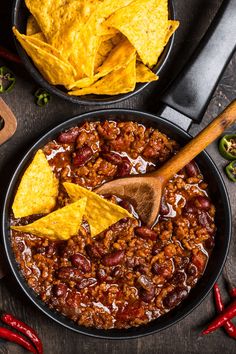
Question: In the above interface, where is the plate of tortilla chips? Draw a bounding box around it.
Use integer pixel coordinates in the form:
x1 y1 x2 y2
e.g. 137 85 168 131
13 0 179 104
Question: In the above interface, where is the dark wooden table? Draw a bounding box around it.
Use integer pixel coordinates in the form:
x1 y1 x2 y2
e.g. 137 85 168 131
0 0 235 353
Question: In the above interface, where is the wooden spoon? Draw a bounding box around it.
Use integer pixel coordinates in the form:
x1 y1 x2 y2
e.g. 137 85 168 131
96 100 236 226
0 98 17 145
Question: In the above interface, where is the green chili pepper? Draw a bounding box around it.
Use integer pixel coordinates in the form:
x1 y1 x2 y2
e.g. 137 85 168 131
0 66 16 93
225 160 236 182
34 88 51 106
219 134 236 160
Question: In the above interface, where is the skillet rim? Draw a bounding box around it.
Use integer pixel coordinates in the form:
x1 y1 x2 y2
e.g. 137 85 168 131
1 108 232 339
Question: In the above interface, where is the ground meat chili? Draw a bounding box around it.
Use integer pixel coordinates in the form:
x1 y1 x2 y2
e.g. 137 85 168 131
10 121 216 330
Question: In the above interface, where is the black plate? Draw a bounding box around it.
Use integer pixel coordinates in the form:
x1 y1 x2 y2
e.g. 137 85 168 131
2 109 231 339
12 0 176 105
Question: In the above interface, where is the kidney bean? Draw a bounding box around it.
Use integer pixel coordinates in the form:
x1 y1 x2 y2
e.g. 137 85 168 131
134 265 148 274
137 275 153 291
185 160 199 177
102 152 123 165
194 196 211 211
186 264 197 276
163 287 188 309
102 250 125 267
198 211 212 227
58 129 79 143
96 268 107 282
135 226 157 241
76 277 97 290
116 303 145 321
171 271 186 285
116 157 132 177
152 263 172 278
85 244 103 259
71 253 91 273
73 146 93 166
160 198 169 216
183 200 198 215
46 244 57 256
191 251 207 273
139 286 155 303
119 200 132 214
57 267 82 282
110 266 124 278
52 283 68 297
152 241 163 255
152 262 161 275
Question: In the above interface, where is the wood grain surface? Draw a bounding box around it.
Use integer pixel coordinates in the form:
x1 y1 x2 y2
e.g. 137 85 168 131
0 0 236 353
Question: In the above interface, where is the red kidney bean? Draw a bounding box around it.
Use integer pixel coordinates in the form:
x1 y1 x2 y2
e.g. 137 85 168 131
73 146 93 166
76 277 97 290
102 152 123 165
57 267 82 282
110 266 124 278
160 198 169 216
186 264 197 276
152 262 161 275
52 283 68 297
85 244 103 259
116 157 132 177
134 265 148 274
152 241 163 255
194 196 211 211
71 253 91 273
171 271 186 285
58 129 79 143
119 200 132 214
183 200 198 215
46 244 56 256
116 304 144 321
96 268 107 282
102 250 125 267
135 226 157 241
137 275 153 291
139 286 155 303
185 160 199 177
163 287 188 309
198 211 211 227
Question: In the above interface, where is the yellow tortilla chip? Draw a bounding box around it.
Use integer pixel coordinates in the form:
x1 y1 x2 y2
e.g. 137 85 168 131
30 32 47 42
11 198 87 241
26 15 41 36
63 182 132 237
136 62 159 83
12 150 58 218
68 37 135 90
68 56 136 96
164 20 180 46
13 27 76 85
69 0 135 78
105 0 174 67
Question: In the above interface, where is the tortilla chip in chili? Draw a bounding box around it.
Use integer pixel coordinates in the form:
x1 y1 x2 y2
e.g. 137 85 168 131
12 149 58 218
63 182 132 237
12 198 87 241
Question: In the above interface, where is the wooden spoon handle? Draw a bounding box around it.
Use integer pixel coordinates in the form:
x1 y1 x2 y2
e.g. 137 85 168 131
153 100 236 182
0 98 17 145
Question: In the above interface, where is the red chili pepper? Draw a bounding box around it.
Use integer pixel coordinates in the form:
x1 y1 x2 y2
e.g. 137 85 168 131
1 313 43 354
208 283 236 338
202 298 236 334
0 46 21 64
0 327 38 354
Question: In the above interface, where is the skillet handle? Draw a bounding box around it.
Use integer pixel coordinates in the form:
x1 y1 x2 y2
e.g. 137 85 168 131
161 0 236 123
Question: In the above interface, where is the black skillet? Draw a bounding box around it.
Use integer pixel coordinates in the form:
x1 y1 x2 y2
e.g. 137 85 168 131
2 0 236 339
12 0 175 105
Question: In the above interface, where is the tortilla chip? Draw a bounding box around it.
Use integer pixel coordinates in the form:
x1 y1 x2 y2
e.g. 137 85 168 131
26 15 41 36
30 32 47 42
13 27 76 85
105 0 174 67
68 37 135 90
12 150 58 218
136 62 158 83
69 0 135 78
63 182 132 237
164 20 180 46
68 55 136 96
11 198 87 241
